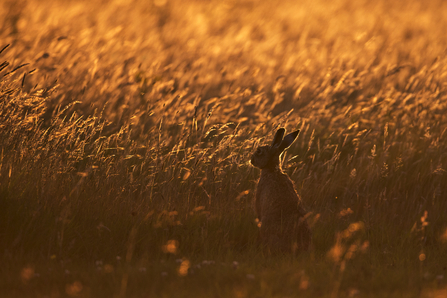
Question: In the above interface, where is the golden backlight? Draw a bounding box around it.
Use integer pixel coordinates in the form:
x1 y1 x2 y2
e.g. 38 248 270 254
1 0 447 297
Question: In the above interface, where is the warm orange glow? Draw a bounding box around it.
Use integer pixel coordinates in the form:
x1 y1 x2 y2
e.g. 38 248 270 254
162 239 179 254
299 274 310 290
2 0 447 296
441 228 447 243
178 259 190 276
20 266 34 283
338 207 353 218
327 235 344 263
65 281 83 297
419 253 426 262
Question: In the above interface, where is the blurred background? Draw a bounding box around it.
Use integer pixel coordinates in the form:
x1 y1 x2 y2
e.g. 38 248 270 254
2 0 447 296
2 0 446 124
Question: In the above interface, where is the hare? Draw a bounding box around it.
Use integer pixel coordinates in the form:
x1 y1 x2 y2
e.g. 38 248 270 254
251 128 311 254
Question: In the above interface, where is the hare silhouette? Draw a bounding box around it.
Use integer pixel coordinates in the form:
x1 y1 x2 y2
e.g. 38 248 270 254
251 128 311 254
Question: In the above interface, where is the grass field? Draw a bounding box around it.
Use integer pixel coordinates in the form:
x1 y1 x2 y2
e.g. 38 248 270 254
1 0 447 297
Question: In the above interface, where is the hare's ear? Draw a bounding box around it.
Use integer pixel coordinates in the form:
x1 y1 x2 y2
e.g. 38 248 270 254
271 128 285 148
278 130 300 152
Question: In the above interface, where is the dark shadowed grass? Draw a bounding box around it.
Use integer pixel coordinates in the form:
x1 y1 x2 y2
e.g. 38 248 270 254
1 0 447 297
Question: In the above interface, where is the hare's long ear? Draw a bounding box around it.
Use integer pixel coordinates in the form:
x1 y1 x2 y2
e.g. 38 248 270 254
278 130 300 153
271 128 285 148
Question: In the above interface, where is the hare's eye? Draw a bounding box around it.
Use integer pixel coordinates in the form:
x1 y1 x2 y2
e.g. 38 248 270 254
256 148 262 154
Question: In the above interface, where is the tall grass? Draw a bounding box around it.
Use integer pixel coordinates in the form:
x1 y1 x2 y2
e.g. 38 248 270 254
1 0 447 297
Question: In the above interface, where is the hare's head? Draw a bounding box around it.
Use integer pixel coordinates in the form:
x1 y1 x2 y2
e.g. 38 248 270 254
251 128 300 170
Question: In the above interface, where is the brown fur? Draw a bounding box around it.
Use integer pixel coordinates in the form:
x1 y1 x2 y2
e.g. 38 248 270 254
251 128 311 254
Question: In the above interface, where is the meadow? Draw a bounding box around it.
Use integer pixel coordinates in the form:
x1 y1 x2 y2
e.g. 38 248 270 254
1 0 447 297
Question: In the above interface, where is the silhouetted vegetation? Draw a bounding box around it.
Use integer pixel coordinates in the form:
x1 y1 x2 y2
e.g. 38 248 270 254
1 0 447 297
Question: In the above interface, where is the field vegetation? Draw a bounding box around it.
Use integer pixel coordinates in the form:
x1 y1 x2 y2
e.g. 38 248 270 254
1 0 447 297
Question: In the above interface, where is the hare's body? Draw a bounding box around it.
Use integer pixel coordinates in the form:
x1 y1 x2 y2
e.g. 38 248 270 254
251 128 311 254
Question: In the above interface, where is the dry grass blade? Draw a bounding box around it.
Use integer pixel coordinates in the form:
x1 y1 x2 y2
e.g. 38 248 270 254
0 44 10 55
